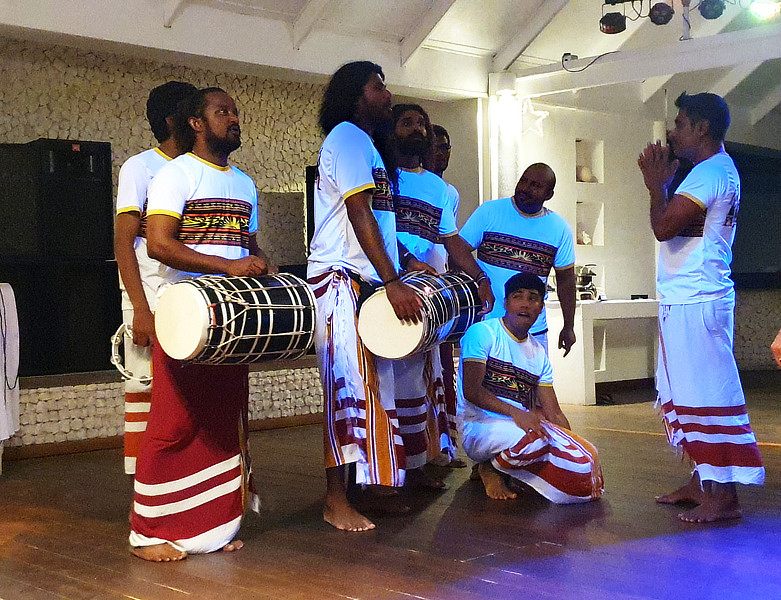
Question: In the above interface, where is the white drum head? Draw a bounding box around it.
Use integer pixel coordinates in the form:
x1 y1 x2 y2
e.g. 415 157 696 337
155 282 210 360
357 289 424 359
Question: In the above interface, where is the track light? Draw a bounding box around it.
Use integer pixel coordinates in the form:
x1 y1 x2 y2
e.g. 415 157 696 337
699 0 725 19
749 0 781 19
600 2 627 34
650 1 675 24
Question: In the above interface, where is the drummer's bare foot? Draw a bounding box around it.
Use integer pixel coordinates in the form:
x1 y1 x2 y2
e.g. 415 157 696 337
131 543 187 562
324 465 375 532
222 540 244 552
406 467 446 489
478 462 517 500
656 473 704 505
678 482 742 523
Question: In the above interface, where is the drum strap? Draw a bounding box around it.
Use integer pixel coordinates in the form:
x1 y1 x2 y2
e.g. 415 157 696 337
347 270 380 315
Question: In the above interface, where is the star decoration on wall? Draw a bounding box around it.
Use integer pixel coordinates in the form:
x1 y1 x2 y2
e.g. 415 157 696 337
520 98 549 137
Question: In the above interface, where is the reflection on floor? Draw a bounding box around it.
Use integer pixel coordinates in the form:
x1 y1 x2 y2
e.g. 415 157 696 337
0 372 779 599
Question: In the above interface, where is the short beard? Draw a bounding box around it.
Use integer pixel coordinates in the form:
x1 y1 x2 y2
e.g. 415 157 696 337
206 129 241 156
396 134 428 157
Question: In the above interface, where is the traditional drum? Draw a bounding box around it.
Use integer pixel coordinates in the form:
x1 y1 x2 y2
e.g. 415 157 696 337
154 273 316 364
357 271 481 359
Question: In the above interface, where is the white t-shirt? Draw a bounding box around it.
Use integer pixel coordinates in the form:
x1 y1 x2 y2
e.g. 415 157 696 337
146 152 259 283
658 151 740 304
457 317 553 426
395 167 458 272
459 198 575 333
115 147 172 310
307 121 399 284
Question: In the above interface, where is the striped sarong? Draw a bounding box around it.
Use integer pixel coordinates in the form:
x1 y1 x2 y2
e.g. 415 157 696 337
394 349 454 469
122 309 152 475
656 296 764 485
129 342 259 553
463 417 603 503
309 269 405 487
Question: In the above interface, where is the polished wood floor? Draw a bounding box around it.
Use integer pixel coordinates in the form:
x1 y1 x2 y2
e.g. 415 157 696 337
1 372 780 600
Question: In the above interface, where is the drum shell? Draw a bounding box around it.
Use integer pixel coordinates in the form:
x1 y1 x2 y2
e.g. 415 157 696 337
155 273 316 365
357 271 480 359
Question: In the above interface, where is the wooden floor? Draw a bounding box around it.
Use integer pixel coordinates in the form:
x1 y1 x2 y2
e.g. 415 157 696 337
1 372 780 600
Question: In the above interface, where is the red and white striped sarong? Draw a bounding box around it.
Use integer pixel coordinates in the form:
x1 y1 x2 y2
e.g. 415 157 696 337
129 342 259 553
462 417 603 503
657 297 764 485
309 269 405 487
122 309 152 475
394 349 456 469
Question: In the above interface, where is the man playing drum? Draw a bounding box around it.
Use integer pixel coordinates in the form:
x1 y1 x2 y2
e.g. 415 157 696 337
114 81 196 475
129 87 274 561
384 104 493 487
458 272 603 503
307 62 423 532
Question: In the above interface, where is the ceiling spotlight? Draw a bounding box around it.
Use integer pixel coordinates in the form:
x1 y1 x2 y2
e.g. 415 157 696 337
600 8 627 33
650 1 675 24
699 0 725 19
748 0 781 19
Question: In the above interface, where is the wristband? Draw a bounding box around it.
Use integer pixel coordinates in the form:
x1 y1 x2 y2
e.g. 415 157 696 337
475 273 489 285
400 251 414 269
383 274 401 285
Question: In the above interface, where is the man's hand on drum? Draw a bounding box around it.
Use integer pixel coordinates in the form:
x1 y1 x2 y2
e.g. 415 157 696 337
131 308 155 347
405 256 437 275
477 279 495 315
385 279 423 324
226 256 273 277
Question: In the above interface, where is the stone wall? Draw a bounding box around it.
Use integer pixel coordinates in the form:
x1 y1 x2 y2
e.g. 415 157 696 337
734 288 781 371
7 366 323 449
0 36 323 262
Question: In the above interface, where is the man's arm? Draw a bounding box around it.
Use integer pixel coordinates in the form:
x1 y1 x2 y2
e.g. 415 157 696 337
344 191 422 323
638 142 704 241
443 234 494 313
398 241 437 275
535 384 570 430
248 235 278 274
146 214 270 277
114 211 154 346
462 360 546 437
554 265 576 356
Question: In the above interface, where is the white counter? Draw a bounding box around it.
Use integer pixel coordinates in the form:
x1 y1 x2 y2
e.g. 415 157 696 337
546 298 658 405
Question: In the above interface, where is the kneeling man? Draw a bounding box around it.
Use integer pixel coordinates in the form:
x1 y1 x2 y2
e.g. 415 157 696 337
457 273 603 503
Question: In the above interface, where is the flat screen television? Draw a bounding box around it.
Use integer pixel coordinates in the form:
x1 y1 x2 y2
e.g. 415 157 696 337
724 141 781 289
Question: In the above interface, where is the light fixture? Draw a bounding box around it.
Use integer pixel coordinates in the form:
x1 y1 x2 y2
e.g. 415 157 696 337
600 2 627 33
649 1 675 24
698 0 725 19
748 0 781 19
488 72 517 97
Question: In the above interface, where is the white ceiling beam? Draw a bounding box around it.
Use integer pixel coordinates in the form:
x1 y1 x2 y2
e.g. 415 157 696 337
492 0 569 72
750 82 781 126
514 23 781 98
291 0 331 50
164 0 190 28
400 0 456 66
641 75 672 103
710 63 762 98
638 8 743 103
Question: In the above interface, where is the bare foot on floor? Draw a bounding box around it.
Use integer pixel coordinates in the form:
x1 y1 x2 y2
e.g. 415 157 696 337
678 482 742 523
478 462 517 500
656 475 703 505
131 543 187 562
222 540 244 552
447 458 467 468
678 502 742 523
324 497 376 532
